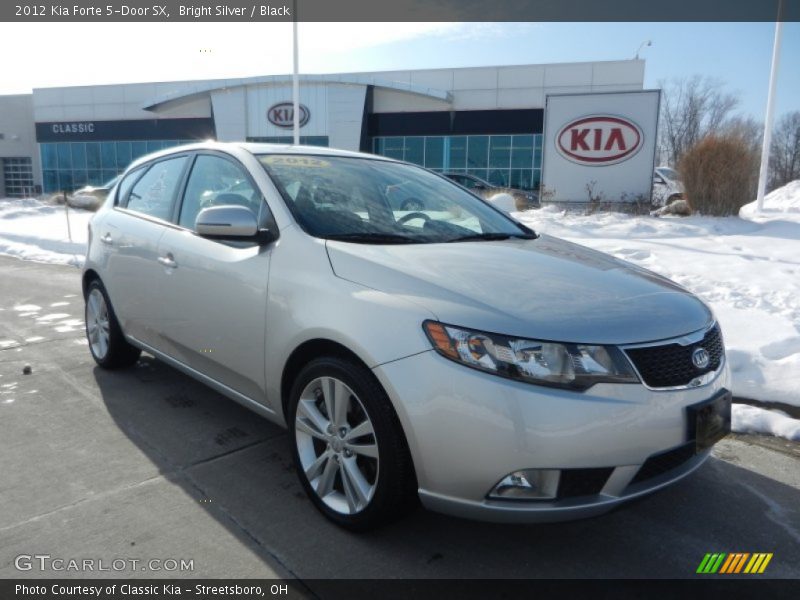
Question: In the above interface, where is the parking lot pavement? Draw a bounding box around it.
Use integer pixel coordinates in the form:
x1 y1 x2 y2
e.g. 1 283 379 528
1 255 799 584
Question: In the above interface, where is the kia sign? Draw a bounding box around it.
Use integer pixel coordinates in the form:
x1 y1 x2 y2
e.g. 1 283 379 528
542 91 660 204
556 115 643 166
268 102 309 129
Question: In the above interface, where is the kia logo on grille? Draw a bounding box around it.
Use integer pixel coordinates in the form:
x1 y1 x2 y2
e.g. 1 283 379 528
692 347 710 370
556 115 643 166
268 102 310 129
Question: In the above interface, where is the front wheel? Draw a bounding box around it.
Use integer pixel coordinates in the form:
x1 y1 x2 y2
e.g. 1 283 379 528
85 279 141 369
288 356 417 530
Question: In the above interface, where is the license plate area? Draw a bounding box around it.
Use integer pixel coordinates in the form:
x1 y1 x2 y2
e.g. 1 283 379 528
687 390 732 452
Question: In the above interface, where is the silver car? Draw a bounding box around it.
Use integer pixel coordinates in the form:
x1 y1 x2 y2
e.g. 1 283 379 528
83 142 731 530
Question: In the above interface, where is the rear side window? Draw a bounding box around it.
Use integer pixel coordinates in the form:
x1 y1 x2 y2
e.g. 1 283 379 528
125 156 188 221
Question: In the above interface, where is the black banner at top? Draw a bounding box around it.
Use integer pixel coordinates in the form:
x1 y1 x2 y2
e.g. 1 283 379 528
3 0 799 22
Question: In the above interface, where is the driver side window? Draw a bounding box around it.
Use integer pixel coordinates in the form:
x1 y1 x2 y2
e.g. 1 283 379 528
179 155 261 230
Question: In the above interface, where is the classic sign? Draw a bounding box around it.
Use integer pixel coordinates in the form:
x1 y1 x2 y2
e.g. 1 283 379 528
50 122 95 135
556 115 643 166
267 102 310 129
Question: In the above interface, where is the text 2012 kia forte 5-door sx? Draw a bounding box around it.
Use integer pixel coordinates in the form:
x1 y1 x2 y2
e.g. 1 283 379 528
83 142 731 530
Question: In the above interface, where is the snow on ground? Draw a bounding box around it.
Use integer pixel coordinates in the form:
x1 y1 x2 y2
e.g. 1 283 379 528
733 404 800 441
0 198 91 267
1 184 799 440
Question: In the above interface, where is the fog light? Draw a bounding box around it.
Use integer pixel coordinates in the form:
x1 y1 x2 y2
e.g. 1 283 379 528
488 469 560 500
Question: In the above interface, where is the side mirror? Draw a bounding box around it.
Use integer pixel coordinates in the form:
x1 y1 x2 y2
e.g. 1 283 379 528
196 205 258 239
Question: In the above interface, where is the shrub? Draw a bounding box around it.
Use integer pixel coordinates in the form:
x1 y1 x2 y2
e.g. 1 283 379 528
678 134 759 216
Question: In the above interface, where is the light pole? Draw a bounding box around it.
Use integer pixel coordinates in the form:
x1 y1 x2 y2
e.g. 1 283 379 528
634 40 651 59
292 0 300 145
756 12 784 212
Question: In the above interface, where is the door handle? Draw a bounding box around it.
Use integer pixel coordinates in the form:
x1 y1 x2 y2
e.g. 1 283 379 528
157 254 178 269
100 233 113 245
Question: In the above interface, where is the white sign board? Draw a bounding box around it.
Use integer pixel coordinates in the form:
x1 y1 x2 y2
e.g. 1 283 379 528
542 90 660 203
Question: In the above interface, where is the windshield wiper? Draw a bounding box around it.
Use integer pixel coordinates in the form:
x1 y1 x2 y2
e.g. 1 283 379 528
446 231 537 243
324 232 419 244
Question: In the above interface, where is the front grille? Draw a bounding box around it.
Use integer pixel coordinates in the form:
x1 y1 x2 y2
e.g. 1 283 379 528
630 442 695 485
557 468 614 499
624 324 724 388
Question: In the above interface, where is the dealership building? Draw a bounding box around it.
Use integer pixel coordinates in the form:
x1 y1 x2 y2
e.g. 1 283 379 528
0 59 656 202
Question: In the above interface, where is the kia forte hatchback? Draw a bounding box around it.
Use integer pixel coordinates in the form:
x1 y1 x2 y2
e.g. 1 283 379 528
83 142 731 530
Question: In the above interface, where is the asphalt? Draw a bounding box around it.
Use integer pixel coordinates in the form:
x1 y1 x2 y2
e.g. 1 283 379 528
0 255 798 584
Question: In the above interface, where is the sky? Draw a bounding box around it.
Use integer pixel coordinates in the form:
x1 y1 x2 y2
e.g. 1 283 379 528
2 21 798 121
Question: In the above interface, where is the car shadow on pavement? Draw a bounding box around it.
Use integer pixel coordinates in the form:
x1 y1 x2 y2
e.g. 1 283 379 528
93 354 800 581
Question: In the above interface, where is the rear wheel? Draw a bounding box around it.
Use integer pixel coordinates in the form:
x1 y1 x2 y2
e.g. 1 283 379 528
288 356 417 530
85 279 141 369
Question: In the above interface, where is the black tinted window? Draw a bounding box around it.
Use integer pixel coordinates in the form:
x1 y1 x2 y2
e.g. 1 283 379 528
125 156 187 220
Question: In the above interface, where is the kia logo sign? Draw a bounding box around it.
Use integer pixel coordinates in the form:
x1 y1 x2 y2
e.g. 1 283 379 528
556 115 643 166
268 102 309 129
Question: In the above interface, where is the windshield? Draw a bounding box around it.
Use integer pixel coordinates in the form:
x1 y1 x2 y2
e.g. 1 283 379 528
258 155 534 244
657 167 680 182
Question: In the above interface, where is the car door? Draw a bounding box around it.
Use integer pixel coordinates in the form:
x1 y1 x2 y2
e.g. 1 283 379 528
98 154 190 348
156 152 274 403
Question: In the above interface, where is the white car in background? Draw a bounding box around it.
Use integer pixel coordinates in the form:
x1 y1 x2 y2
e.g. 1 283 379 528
652 167 685 207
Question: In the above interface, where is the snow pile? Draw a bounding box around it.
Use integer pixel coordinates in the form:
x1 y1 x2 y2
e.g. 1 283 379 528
0 198 91 267
740 180 800 217
732 404 800 441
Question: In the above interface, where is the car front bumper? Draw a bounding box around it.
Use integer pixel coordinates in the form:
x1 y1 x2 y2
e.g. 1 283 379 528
372 349 731 523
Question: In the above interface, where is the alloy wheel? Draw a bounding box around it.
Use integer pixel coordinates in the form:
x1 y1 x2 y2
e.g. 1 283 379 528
294 376 379 515
86 288 110 359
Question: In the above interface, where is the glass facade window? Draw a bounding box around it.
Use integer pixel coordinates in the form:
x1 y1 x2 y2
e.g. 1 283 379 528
39 139 195 193
373 133 543 191
2 157 34 197
424 137 444 169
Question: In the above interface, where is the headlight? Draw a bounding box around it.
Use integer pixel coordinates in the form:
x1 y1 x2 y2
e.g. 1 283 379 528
423 321 639 391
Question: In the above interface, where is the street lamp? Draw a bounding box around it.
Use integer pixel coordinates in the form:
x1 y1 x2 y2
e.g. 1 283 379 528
634 40 652 59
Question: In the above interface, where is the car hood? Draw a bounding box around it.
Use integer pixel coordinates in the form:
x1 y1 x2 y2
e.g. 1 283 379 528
326 234 712 345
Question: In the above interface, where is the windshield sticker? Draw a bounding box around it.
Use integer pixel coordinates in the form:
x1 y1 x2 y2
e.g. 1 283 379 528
263 156 330 168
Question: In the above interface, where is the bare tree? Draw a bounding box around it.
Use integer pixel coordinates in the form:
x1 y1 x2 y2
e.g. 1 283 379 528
658 76 740 166
768 111 800 190
722 116 763 154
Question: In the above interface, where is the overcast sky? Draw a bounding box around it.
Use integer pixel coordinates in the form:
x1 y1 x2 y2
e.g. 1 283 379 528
3 21 798 120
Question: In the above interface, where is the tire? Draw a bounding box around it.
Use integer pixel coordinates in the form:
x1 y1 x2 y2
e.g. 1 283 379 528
84 279 141 369
288 356 418 530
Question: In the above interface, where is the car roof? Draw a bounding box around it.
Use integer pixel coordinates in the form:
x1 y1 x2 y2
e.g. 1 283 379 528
126 141 395 172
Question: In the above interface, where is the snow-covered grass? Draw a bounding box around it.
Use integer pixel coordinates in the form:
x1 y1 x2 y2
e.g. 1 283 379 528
0 198 91 267
733 404 800 441
1 183 799 441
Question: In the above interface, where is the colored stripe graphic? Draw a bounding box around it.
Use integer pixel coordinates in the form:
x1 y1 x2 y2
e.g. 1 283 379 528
733 553 750 573
758 553 773 573
719 554 736 574
700 553 774 574
697 553 727 574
